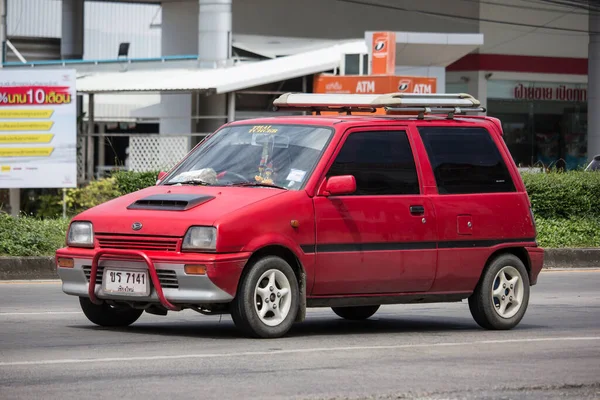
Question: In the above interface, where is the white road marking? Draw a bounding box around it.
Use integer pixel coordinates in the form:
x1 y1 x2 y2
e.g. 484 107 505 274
0 336 598 367
0 280 61 284
0 311 80 316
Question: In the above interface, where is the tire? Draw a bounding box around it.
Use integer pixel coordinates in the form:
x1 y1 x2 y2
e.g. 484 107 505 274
332 305 380 320
230 256 299 338
79 297 144 327
468 254 530 330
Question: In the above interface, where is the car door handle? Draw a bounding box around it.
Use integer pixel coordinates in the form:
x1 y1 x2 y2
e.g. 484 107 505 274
410 205 425 215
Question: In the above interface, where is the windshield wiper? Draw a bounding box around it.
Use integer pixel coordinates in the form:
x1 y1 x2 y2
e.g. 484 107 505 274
164 179 212 186
228 182 288 190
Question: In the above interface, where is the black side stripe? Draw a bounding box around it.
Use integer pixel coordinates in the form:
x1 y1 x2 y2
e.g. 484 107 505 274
300 238 535 254
300 245 316 253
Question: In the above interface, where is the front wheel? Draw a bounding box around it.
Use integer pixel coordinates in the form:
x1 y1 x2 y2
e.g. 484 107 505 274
468 254 530 330
79 297 144 327
332 305 380 320
230 256 299 338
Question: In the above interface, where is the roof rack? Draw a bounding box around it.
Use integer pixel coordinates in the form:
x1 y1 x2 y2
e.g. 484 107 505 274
272 92 486 119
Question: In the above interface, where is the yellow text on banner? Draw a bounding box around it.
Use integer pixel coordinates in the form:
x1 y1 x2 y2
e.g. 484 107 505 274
0 109 54 119
0 134 54 143
0 121 54 131
0 147 54 157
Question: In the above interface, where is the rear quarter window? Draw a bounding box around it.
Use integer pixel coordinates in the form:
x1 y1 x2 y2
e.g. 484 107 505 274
418 126 516 195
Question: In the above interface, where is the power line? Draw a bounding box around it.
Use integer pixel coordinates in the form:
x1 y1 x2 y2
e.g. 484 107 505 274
332 0 598 34
532 0 600 12
483 11 570 51
457 0 589 15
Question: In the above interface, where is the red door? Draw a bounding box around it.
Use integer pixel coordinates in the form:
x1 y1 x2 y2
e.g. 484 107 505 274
311 127 438 295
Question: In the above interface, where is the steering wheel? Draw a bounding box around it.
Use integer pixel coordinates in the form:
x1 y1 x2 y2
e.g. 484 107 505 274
218 171 251 183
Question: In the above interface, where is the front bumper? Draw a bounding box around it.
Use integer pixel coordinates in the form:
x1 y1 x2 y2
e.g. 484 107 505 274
55 247 250 309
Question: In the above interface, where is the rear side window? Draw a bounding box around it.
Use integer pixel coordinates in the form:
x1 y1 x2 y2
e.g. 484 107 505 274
327 130 420 195
418 126 515 194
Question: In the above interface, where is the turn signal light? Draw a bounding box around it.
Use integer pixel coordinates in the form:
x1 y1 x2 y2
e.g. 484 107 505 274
57 258 74 268
184 264 207 275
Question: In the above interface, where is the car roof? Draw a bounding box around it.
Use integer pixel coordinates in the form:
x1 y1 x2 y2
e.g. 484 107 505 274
228 114 501 129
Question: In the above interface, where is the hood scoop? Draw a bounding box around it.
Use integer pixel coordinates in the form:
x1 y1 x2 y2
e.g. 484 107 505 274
127 193 215 211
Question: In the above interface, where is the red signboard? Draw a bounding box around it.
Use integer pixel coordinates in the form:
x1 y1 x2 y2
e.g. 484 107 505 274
514 84 587 102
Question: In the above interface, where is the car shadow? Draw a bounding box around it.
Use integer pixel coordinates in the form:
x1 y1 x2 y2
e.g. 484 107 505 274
68 312 544 340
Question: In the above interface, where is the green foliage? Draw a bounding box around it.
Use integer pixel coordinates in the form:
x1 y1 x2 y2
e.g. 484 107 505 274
522 170 600 219
29 171 160 219
535 217 600 249
112 170 160 195
64 177 122 215
33 178 122 218
2 170 600 257
0 213 70 256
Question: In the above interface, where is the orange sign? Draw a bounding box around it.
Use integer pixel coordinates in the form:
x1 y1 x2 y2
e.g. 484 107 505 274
371 32 396 75
312 74 438 115
314 75 437 95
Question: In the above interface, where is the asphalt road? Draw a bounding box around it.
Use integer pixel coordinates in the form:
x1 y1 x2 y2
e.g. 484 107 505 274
1 269 599 400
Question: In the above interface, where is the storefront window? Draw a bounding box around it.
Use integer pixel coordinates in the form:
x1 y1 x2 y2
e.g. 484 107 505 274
446 80 588 170
487 80 587 170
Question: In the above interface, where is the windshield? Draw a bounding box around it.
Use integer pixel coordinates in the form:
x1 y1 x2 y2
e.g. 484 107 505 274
163 124 334 189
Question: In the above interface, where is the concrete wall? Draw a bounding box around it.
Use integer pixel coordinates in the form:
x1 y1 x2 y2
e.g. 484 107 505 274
7 0 590 62
479 0 588 58
233 0 480 39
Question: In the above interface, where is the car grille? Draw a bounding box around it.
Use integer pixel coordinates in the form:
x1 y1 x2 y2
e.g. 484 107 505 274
83 265 179 289
96 235 179 252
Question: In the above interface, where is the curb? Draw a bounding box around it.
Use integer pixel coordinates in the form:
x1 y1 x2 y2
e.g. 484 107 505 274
543 248 600 269
0 257 56 280
1 249 599 280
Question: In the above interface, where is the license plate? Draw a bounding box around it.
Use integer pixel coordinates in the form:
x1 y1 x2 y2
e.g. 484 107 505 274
102 269 150 296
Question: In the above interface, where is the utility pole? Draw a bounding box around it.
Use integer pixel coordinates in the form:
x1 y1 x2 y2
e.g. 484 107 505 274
589 2 600 161
0 0 20 217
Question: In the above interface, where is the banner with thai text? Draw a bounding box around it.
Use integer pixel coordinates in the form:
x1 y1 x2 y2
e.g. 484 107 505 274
0 69 77 188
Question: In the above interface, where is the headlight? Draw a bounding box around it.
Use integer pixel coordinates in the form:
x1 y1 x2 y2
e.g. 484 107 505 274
67 221 94 247
182 226 217 252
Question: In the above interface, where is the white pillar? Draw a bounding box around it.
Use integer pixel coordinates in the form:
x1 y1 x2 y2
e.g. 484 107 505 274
159 0 198 135
198 0 232 69
159 0 232 145
227 92 236 122
588 10 600 161
194 0 232 146
61 0 84 59
466 70 488 112
9 189 20 217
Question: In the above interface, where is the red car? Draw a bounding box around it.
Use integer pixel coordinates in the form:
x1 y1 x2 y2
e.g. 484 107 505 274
56 93 544 338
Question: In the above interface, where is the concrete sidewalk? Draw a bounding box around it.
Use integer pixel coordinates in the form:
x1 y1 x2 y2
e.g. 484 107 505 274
1 248 598 280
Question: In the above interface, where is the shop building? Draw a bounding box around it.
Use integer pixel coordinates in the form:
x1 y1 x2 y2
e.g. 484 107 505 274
0 0 597 174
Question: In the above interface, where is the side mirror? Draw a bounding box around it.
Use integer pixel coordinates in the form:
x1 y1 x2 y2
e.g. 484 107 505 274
156 171 167 185
323 175 356 196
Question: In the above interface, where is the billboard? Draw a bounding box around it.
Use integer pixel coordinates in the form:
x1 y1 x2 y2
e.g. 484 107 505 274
0 69 77 188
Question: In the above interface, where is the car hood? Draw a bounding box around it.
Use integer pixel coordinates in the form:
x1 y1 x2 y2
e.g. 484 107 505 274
75 185 287 237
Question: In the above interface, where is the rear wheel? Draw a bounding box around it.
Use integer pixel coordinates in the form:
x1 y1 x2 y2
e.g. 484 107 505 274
230 256 299 338
332 305 380 320
468 254 530 330
79 297 143 327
